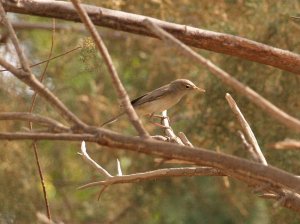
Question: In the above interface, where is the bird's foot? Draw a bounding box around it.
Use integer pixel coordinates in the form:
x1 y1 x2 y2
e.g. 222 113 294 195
148 114 170 123
150 121 172 129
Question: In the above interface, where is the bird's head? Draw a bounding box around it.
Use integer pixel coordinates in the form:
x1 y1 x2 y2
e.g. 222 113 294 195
170 79 205 94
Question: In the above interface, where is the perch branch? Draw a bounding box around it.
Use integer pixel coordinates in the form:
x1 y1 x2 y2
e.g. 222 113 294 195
161 110 184 145
0 131 299 194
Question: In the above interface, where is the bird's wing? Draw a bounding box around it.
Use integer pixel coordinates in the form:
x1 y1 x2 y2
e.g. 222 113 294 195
101 84 170 126
100 111 125 127
131 84 170 107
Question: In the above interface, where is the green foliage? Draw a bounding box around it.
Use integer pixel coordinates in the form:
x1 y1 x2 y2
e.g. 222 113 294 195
1 0 300 223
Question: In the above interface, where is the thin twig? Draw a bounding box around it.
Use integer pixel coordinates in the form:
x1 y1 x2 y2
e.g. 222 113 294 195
79 166 224 189
143 19 300 133
225 93 267 165
29 19 56 124
178 132 194 147
0 112 69 132
71 0 149 138
237 130 260 162
80 141 112 178
269 139 300 150
0 46 81 72
30 19 56 221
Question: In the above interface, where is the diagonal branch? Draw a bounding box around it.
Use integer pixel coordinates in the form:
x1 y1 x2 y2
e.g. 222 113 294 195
143 19 300 133
3 0 300 75
225 93 267 165
70 0 149 138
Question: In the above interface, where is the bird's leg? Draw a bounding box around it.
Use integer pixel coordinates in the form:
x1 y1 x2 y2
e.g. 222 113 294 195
151 114 170 123
147 113 171 129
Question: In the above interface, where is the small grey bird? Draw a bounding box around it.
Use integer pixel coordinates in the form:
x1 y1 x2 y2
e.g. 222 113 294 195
101 79 205 126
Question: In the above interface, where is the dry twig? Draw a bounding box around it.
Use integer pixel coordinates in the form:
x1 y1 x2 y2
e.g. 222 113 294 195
270 139 300 150
0 112 69 132
78 141 224 189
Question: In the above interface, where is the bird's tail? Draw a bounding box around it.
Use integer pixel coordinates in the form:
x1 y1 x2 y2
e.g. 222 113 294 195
100 112 125 127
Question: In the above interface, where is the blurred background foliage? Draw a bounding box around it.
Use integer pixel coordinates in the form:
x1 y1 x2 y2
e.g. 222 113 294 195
1 0 300 223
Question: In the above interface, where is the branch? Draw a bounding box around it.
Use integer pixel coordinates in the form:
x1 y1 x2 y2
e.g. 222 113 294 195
78 141 224 189
143 19 300 133
0 46 81 73
0 131 299 195
237 131 260 162
9 21 86 32
0 112 69 132
3 0 300 75
79 166 224 189
79 141 112 178
269 139 300 150
70 0 149 138
225 93 267 165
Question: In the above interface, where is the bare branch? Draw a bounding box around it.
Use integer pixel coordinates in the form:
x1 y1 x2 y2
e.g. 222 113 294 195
237 131 260 162
70 0 149 138
79 166 224 189
79 141 112 178
0 131 299 195
178 132 194 147
225 93 267 165
0 46 81 73
4 0 300 75
143 19 300 133
269 139 300 150
10 21 85 32
0 112 69 132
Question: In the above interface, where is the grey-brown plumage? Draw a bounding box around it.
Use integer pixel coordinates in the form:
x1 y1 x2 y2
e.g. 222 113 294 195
101 79 205 126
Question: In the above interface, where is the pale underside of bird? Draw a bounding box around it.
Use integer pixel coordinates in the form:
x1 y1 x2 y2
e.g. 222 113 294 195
101 79 205 127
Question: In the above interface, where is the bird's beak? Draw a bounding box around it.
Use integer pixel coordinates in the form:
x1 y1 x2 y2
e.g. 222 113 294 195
194 86 206 93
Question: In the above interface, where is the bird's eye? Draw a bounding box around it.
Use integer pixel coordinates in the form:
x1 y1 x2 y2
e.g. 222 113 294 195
186 85 190 88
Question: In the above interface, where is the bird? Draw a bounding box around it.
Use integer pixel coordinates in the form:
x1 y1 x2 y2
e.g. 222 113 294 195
101 79 205 127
